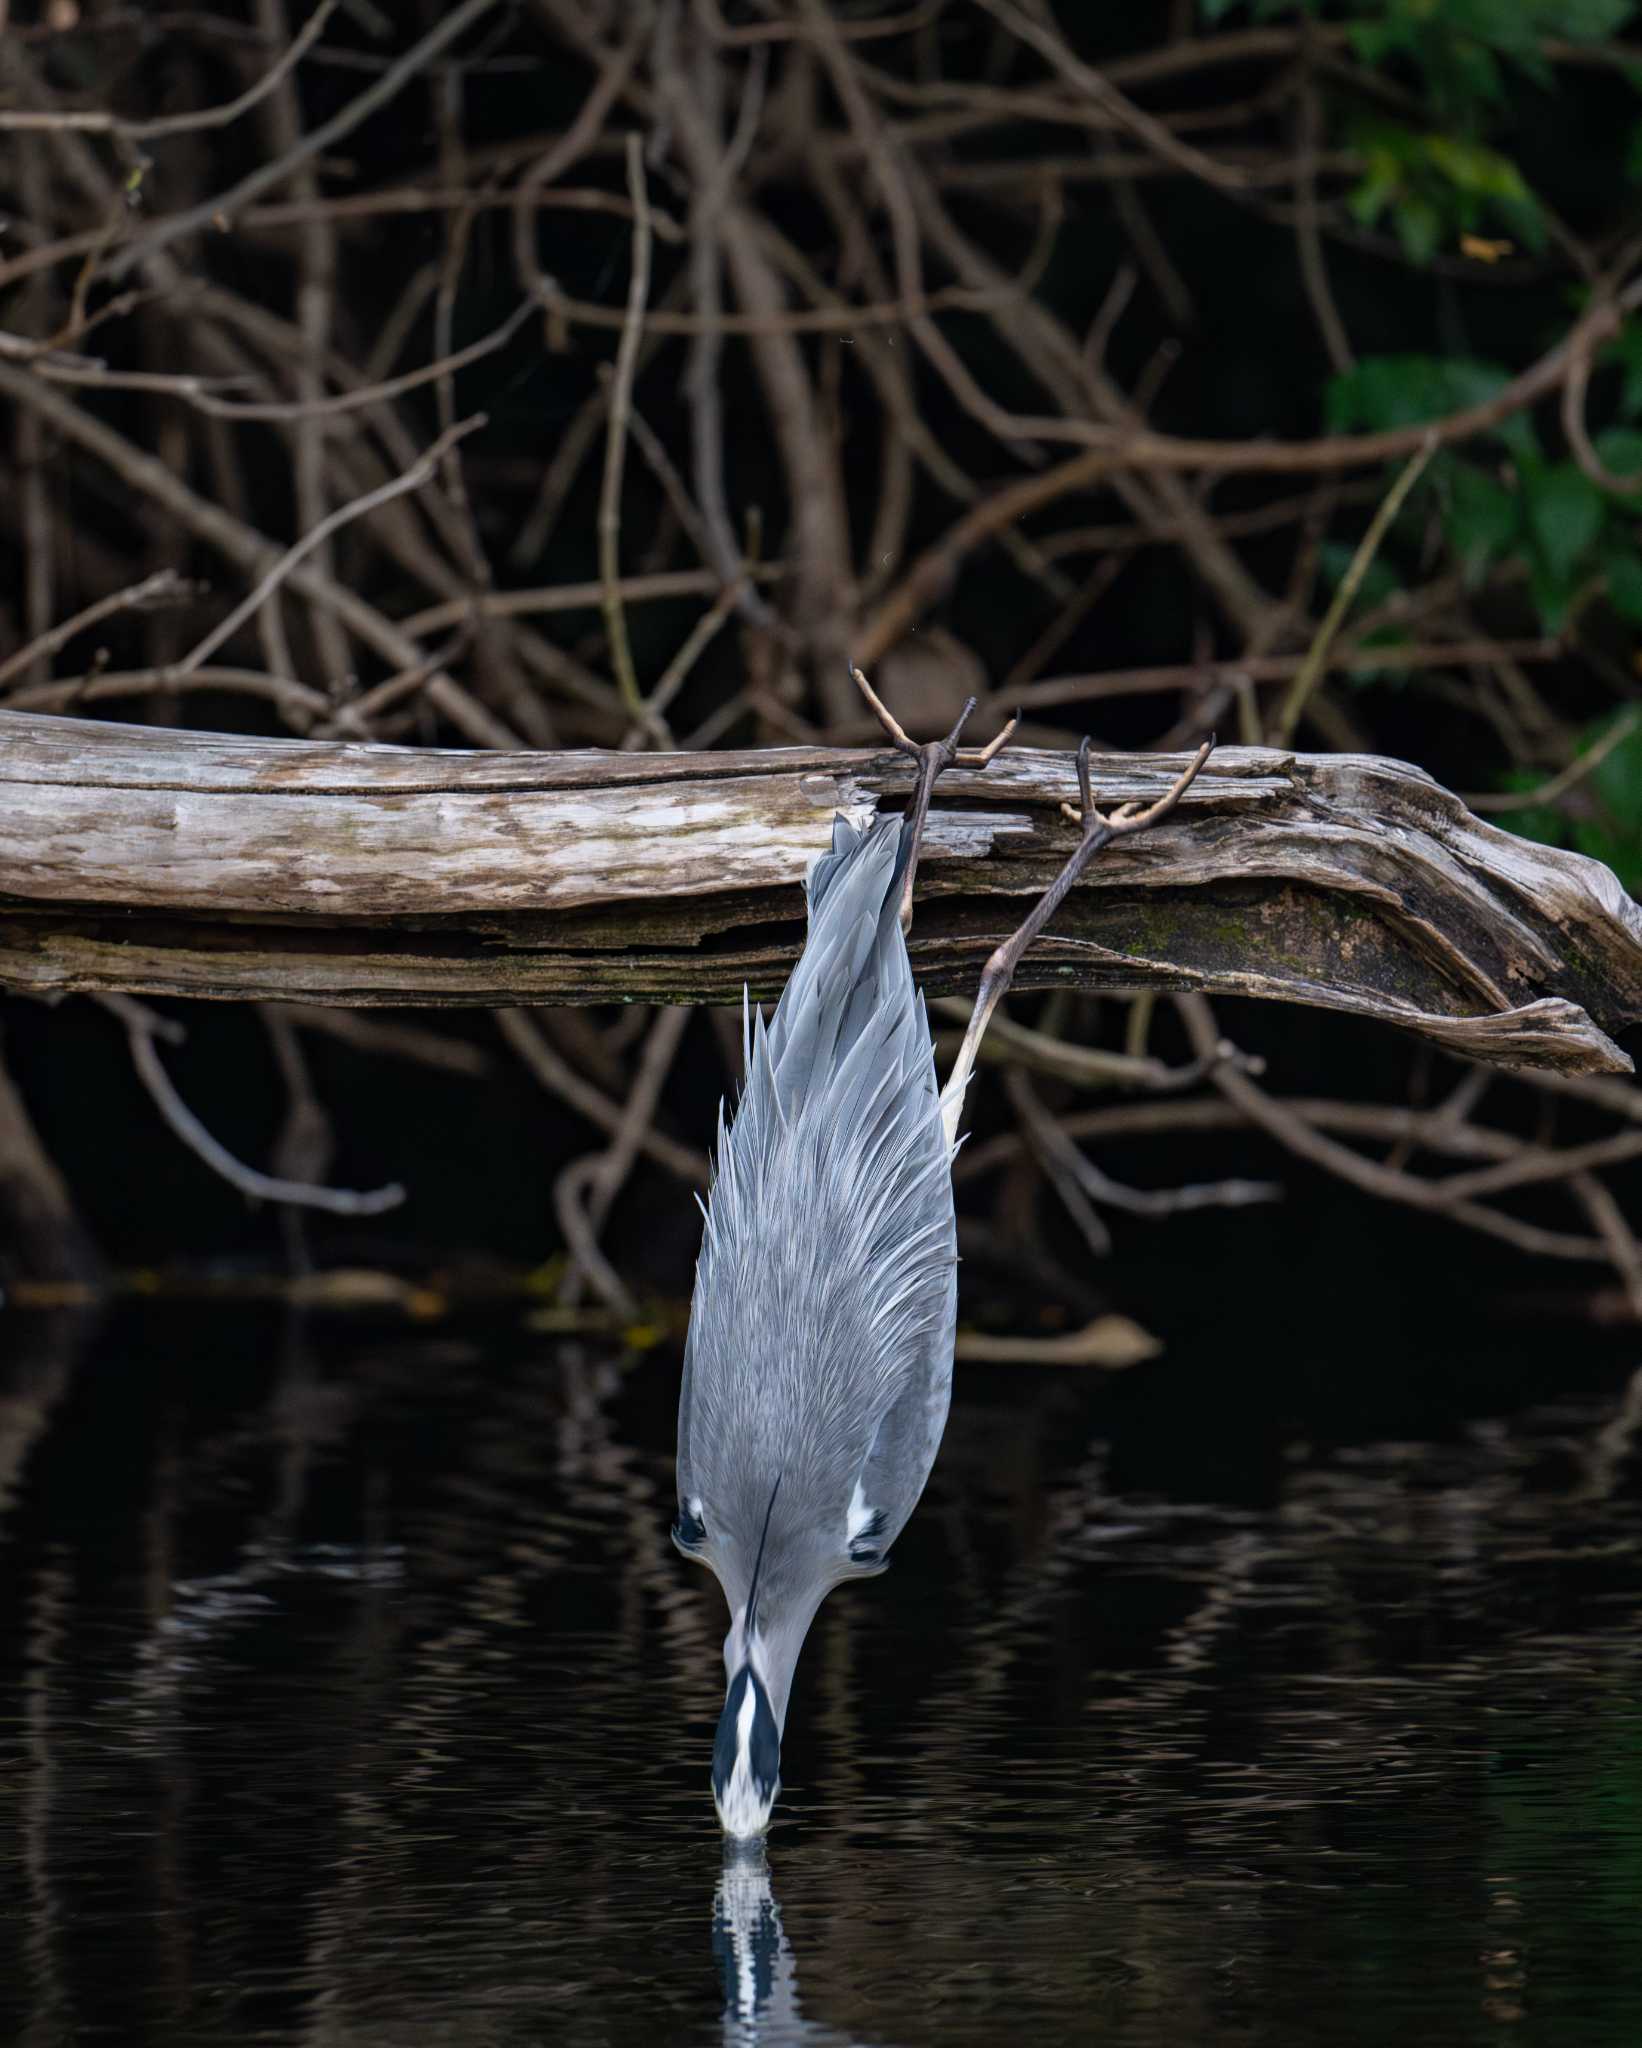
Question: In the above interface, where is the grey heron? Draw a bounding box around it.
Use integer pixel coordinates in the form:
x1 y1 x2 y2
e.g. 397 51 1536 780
675 671 1211 1835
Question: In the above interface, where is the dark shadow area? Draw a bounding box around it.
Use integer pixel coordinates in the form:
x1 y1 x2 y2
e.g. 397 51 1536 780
2 1304 1640 2045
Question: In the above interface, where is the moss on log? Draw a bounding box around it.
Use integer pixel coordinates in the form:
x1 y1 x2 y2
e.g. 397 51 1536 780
2 711 1640 1076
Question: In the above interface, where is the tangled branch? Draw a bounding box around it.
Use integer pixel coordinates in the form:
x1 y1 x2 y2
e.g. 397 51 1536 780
1 1 1639 1318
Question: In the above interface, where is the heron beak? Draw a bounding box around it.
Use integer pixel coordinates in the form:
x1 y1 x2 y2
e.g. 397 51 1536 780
712 1664 781 1838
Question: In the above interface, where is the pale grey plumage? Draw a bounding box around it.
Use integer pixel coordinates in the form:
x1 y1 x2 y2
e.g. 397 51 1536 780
675 712 1213 1837
676 814 957 1817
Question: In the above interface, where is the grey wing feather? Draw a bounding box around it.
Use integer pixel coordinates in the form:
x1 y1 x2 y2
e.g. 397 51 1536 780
678 814 957 1585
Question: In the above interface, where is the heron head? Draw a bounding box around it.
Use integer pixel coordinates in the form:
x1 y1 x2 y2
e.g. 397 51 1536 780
713 1661 781 1838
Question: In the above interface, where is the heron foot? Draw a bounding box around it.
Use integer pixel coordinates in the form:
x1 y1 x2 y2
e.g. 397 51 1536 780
937 733 1217 1149
849 663 1020 932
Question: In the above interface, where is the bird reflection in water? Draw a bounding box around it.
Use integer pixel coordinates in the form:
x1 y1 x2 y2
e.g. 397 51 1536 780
713 1842 861 2047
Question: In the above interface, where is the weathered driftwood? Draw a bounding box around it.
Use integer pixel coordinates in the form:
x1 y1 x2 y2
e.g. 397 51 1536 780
2 709 1640 1076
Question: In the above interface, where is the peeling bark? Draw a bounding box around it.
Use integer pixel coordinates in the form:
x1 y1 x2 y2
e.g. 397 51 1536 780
2 711 1639 1076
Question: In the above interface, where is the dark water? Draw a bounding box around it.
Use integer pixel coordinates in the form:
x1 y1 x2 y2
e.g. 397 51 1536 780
4 1310 1642 2046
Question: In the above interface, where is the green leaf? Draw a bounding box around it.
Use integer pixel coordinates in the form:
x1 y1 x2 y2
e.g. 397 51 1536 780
1595 427 1642 486
1525 462 1606 583
1498 782 1571 854
1608 324 1642 416
1495 190 1548 254
1450 36 1513 102
1348 19 1404 65
1497 713 1642 894
1571 813 1642 894
1394 195 1442 265
1441 460 1519 578
1494 407 1541 463
1527 557 1579 631
1423 135 1531 200
1589 713 1642 832
1348 0 1629 112
1326 355 1510 434
1547 0 1636 41
1605 550 1642 623
1349 147 1403 227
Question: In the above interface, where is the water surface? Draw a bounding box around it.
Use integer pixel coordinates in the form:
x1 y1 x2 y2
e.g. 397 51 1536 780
3 1309 1642 2045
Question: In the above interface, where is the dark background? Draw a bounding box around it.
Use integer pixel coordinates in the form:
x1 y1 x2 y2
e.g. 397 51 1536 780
2 0 1641 1382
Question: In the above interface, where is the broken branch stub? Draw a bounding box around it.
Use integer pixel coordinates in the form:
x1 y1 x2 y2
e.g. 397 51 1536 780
1 710 1639 1077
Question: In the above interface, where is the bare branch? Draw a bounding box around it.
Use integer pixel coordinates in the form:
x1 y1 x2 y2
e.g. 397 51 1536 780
105 0 507 281
97 994 405 1216
0 0 340 140
498 1011 705 1188
0 570 195 692
599 134 656 740
173 416 484 678
1268 437 1435 748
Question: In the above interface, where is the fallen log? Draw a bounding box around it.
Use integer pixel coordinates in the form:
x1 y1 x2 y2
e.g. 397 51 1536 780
2 709 1640 1077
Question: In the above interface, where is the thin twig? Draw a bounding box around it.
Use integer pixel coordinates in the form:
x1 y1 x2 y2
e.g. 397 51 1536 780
684 37 774 619
559 1005 692 1310
1006 1070 1278 1246
1562 320 1642 494
1435 1129 1642 1203
599 133 655 736
0 360 521 746
0 569 194 691
1268 436 1435 747
269 1005 490 1077
256 0 351 696
171 414 484 677
931 997 1263 1094
1467 708 1642 814
1292 45 1353 376
106 0 507 280
553 1155 639 1319
190 298 538 419
4 664 343 726
622 577 746 746
398 565 782 636
1172 996 1619 1267
1574 1174 1642 1320
0 0 340 139
953 1317 1162 1368
498 1011 705 1187
98 994 405 1216
859 272 1642 663
1007 1068 1114 1256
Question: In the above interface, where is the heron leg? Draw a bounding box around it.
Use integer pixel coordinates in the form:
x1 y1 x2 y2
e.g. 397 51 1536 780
850 665 1019 933
937 734 1216 1148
